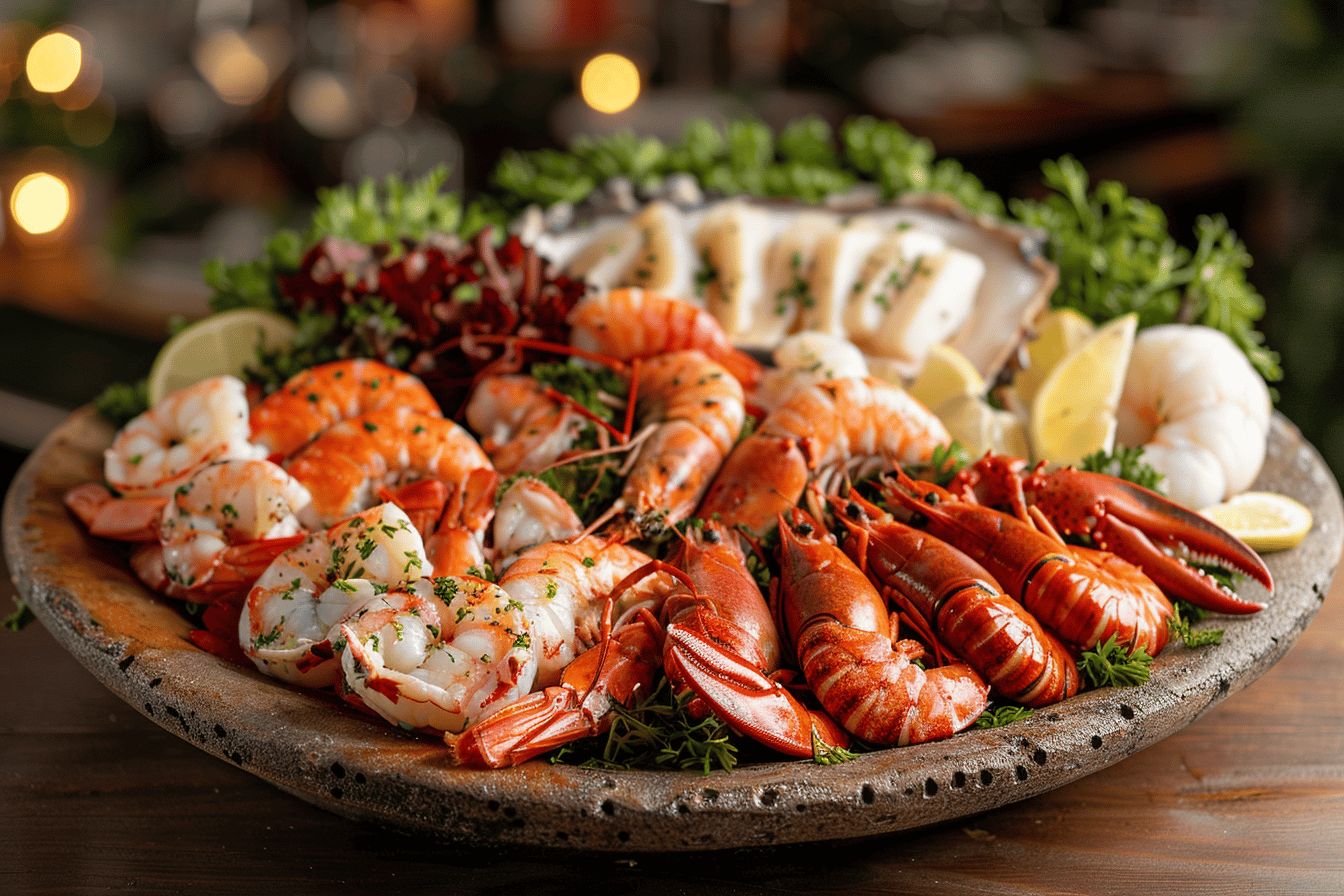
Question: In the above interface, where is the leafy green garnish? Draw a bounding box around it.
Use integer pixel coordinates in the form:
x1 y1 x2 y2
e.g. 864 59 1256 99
1012 156 1281 382
974 704 1033 729
1079 446 1166 493
548 676 740 774
915 440 972 488
93 379 150 427
1167 601 1224 649
1079 634 1154 688
529 359 625 425
245 298 410 393
3 601 34 632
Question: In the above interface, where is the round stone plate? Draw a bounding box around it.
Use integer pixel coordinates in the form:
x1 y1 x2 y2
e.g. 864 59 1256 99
5 409 1340 852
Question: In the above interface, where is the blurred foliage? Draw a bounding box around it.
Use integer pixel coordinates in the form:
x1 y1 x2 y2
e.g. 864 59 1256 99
1233 0 1344 472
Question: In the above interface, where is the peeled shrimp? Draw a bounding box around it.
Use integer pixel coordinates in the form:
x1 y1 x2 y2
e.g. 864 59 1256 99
239 503 430 686
156 459 315 595
497 536 673 686
753 331 870 413
700 376 949 534
464 376 586 475
568 288 762 387
285 408 494 527
337 576 538 734
1116 325 1271 509
250 359 440 461
105 375 260 498
491 477 582 566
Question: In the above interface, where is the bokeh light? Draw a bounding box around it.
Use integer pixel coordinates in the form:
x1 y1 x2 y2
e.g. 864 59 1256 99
193 30 270 106
10 172 72 236
26 31 82 94
580 52 640 115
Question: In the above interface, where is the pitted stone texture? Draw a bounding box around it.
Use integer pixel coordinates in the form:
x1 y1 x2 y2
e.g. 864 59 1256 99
4 409 1339 851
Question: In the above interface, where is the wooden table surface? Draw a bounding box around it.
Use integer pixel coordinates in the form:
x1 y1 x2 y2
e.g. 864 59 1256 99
3 554 1342 896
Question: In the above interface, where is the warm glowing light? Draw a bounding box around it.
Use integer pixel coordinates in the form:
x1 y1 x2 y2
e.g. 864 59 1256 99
580 53 640 115
11 172 71 236
26 31 82 94
194 30 271 106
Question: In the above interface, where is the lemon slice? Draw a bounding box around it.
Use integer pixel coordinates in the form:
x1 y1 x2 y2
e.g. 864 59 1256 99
1029 313 1136 466
1200 492 1313 553
936 394 1030 459
147 309 297 404
907 344 986 411
1009 308 1096 412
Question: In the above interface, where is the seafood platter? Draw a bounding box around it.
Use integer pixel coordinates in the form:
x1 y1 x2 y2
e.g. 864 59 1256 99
5 118 1339 850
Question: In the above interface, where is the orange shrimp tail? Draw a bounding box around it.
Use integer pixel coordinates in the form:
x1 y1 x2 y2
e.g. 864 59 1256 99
449 612 662 768
64 483 166 541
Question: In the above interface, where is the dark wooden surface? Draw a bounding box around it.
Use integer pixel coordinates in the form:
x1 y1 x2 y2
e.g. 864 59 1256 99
3 554 1342 896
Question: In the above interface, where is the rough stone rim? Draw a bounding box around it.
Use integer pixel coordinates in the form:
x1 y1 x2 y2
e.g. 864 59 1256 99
4 408 1339 852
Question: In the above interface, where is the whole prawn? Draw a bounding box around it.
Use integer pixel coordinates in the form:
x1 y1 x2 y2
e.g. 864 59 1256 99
699 376 949 535
881 472 1173 655
833 491 1078 707
774 509 989 746
568 288 762 387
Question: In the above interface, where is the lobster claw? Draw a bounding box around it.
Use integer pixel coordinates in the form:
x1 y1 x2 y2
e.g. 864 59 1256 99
1034 469 1272 615
663 623 847 759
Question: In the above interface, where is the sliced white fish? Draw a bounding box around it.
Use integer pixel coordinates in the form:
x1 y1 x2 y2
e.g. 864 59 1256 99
858 247 985 373
619 201 698 301
802 220 887 335
565 222 644 291
693 200 778 340
746 212 841 348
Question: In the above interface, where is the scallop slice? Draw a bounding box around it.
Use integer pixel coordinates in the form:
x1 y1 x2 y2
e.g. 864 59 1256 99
618 201 698 302
857 246 985 373
844 229 947 343
742 212 841 348
693 200 778 340
565 222 644 291
802 220 887 336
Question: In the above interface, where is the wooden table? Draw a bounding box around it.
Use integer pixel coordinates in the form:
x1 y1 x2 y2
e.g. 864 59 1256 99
3 557 1342 895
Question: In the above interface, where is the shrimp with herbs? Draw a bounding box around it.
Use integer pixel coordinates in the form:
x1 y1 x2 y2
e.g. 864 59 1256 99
239 503 430 687
104 375 261 499
250 359 441 461
337 576 538 734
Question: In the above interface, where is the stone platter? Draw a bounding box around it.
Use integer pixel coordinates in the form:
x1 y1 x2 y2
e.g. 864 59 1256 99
5 408 1340 852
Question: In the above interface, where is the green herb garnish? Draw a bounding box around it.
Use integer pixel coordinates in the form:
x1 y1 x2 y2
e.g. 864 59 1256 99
1079 634 1153 688
1079 446 1166 493
974 704 1034 729
1168 600 1225 649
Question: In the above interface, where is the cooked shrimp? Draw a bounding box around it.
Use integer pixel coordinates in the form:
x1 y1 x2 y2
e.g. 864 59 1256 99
105 375 260 498
157 459 315 595
753 331 870 413
239 503 430 686
464 375 586 474
250 359 441 461
337 576 538 734
568 288 762 387
1116 325 1271 508
700 376 949 534
491 477 582 566
285 409 494 527
617 350 745 535
497 536 673 686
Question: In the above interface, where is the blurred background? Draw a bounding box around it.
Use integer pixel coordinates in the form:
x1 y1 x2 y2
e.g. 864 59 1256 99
1 0 1342 491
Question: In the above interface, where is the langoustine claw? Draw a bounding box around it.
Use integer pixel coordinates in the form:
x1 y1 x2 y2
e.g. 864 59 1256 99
953 454 1272 615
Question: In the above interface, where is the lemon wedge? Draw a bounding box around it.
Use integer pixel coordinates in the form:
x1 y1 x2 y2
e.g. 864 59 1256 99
907 343 986 411
1029 313 1136 466
1200 492 1313 553
1010 308 1096 412
936 394 1030 459
148 309 297 404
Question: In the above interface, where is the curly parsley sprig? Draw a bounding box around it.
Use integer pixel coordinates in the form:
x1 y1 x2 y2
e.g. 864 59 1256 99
1080 446 1166 493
